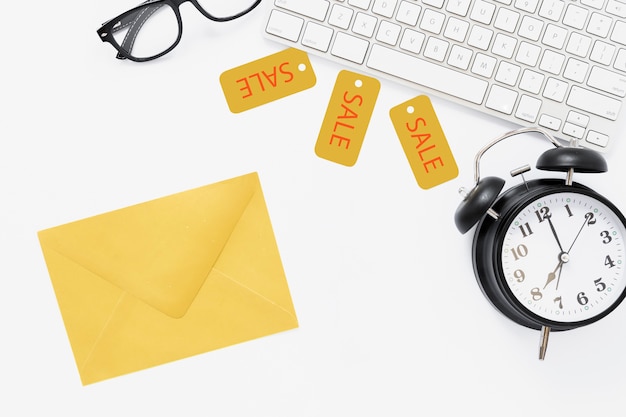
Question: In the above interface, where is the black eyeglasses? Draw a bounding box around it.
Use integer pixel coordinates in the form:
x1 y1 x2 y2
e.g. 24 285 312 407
97 0 262 62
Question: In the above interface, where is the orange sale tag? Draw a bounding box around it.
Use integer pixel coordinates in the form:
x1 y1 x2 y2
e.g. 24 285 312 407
390 96 458 189
315 70 380 167
220 48 316 113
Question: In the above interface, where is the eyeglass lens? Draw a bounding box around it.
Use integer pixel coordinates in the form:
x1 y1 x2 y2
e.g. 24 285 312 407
112 3 179 60
110 0 260 60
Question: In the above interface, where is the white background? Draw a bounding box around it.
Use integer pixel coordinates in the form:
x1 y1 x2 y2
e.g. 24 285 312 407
3 1 626 415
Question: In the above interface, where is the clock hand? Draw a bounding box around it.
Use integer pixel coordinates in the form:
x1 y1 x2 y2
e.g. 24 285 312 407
546 215 564 252
554 260 565 291
543 252 569 289
543 259 564 289
567 214 591 254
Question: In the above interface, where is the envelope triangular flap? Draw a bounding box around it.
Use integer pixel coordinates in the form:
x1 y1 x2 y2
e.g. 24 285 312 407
38 173 258 318
211 175 297 317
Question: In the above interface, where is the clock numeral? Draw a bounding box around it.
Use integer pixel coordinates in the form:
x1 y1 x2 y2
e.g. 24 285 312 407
577 292 589 306
519 222 534 238
565 204 574 217
605 255 616 268
534 207 551 222
595 277 607 292
513 269 525 282
554 296 563 309
600 230 612 244
530 287 543 301
511 244 529 260
585 212 597 226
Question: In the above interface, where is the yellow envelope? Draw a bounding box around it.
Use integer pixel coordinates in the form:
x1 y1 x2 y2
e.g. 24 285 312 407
38 172 298 385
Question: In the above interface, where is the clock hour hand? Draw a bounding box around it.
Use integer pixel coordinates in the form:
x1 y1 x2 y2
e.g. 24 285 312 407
543 261 562 289
543 252 569 289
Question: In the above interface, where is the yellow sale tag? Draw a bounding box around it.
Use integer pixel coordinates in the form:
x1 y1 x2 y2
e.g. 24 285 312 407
315 70 380 166
220 48 316 113
390 96 458 189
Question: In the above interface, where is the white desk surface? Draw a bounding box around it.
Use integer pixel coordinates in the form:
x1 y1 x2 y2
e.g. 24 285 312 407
3 1 626 415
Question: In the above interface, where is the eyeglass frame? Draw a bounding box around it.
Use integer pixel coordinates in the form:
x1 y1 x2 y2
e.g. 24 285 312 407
97 0 263 62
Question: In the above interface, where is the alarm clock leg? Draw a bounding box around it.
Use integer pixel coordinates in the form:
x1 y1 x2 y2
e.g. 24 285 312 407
539 326 551 360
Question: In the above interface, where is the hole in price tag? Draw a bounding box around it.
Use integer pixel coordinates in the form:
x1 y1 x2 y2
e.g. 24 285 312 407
315 70 380 166
220 48 316 113
390 95 458 189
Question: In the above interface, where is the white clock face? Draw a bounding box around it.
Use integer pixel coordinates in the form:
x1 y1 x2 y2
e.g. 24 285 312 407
500 190 626 323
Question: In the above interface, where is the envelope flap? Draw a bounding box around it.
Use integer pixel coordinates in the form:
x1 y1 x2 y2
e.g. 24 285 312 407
38 173 259 318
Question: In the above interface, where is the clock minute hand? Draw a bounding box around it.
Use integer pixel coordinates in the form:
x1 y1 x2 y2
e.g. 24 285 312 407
546 215 564 252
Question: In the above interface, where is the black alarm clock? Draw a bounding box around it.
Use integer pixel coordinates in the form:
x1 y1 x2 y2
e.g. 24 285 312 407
455 127 626 359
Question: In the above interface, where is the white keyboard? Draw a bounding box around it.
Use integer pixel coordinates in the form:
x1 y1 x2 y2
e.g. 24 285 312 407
264 0 626 151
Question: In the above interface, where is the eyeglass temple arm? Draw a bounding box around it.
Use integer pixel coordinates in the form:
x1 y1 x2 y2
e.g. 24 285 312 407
106 0 164 59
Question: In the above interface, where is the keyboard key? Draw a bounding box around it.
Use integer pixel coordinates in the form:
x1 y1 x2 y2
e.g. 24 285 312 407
353 12 378 37
492 33 517 58
611 21 626 45
566 32 592 57
494 8 520 32
563 4 588 29
615 49 626 72
471 53 497 77
446 0 472 16
587 66 626 97
444 17 470 42
587 12 613 38
563 58 589 83
495 61 521 85
396 1 421 25
567 111 590 126
376 21 402 45
399 29 426 53
543 77 568 101
348 0 371 9
542 23 567 48
424 37 450 61
567 86 621 120
329 5 354 29
516 41 541 66
367 45 488 104
516 95 542 122
372 0 398 18
448 44 473 70
420 9 446 34
518 15 544 41
486 84 518 114
332 32 370 63
423 0 445 7
470 0 497 24
581 0 604 10
540 50 565 74
302 22 334 51
468 25 494 50
519 69 545 94
563 122 585 138
586 131 609 147
539 114 562 130
275 0 330 21
590 41 615 65
607 0 626 18
539 0 565 21
515 0 540 13
266 10 304 41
